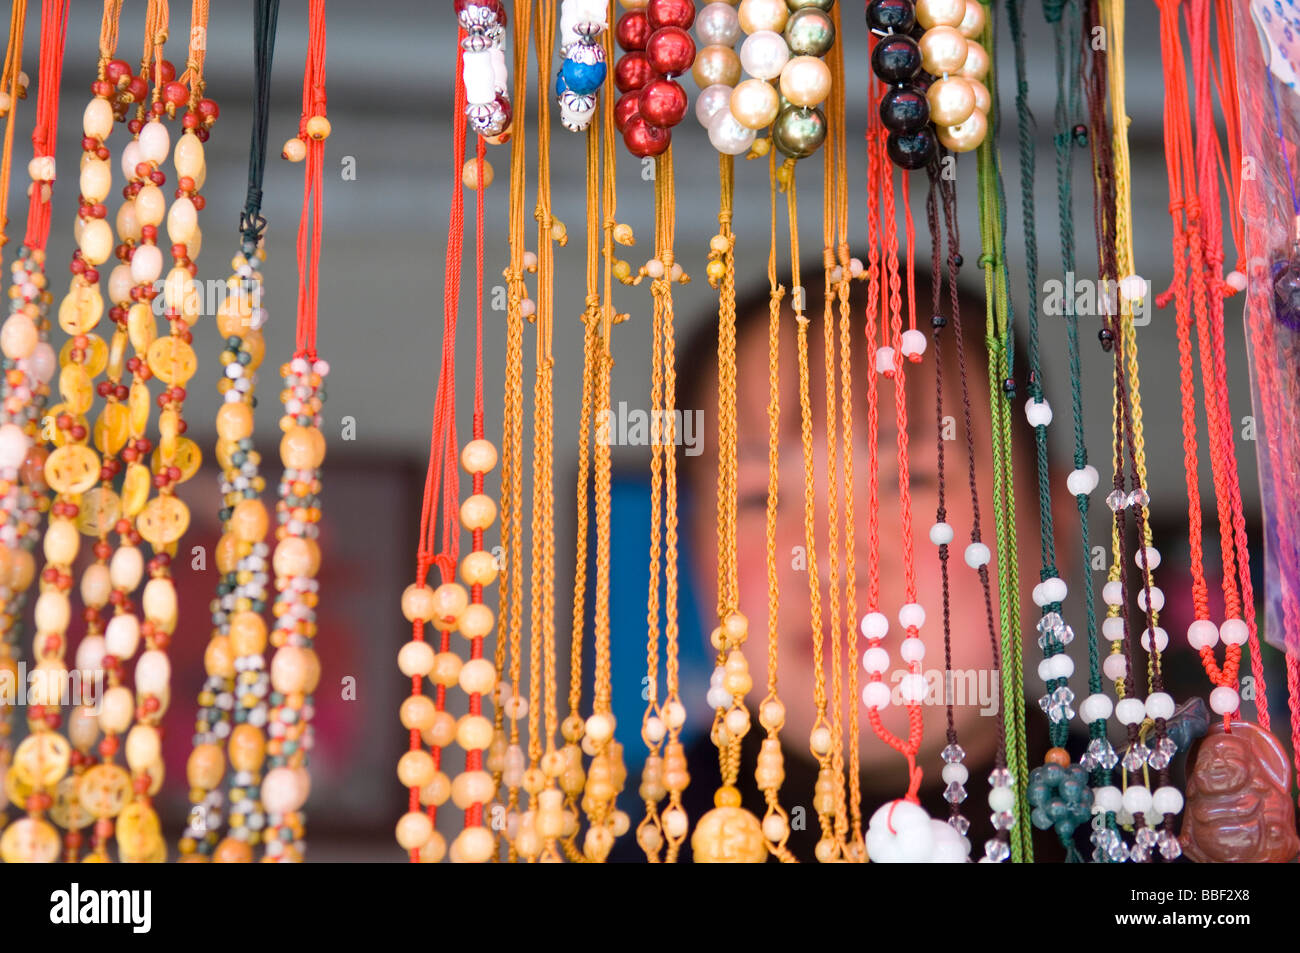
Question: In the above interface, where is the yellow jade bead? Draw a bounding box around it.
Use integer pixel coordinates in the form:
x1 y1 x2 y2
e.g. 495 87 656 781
460 438 498 475
459 493 496 531
456 715 495 752
230 498 269 543
397 750 436 789
461 158 493 190
418 831 447 863
227 723 266 773
401 584 437 623
421 771 451 806
458 603 494 639
396 811 433 850
451 769 495 808
451 826 494 863
429 582 469 631
431 651 462 687
271 644 321 694
397 639 436 678
282 137 307 161
305 115 332 140
216 401 254 441
458 658 496 696
460 550 498 587
187 743 224 790
400 694 436 731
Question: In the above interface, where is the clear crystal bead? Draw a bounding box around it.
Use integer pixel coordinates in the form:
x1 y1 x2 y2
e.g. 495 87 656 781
1051 686 1075 706
941 743 966 763
1091 846 1108 863
992 810 1016 831
1122 744 1150 772
1054 623 1075 646
1050 699 1076 723
1127 487 1150 508
1080 748 1097 770
1037 611 1064 634
944 781 968 804
983 838 1011 863
988 767 1012 788
1158 829 1182 860
1037 692 1053 714
1105 489 1127 511
1147 736 1176 770
1086 738 1119 769
948 814 971 835
1135 826 1159 848
1130 844 1152 863
1108 841 1130 862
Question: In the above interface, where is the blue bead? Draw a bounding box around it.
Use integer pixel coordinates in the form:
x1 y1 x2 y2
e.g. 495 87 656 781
561 57 607 96
555 70 569 97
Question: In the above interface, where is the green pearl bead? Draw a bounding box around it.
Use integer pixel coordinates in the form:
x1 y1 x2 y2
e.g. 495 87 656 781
785 0 834 11
784 7 835 57
772 105 827 159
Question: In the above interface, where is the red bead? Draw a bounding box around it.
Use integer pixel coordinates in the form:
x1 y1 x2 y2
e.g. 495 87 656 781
616 11 651 51
637 78 687 127
91 80 112 98
126 77 148 103
197 98 219 121
614 90 642 133
623 116 672 157
645 27 695 78
163 81 188 107
613 52 658 93
181 111 200 129
158 59 176 84
647 0 696 30
104 59 131 85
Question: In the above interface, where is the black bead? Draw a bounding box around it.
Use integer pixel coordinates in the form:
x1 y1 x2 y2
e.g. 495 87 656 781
879 85 930 134
866 0 916 34
951 253 963 269
1002 377 1016 397
1098 327 1115 351
909 20 927 39
886 128 936 170
911 69 935 93
1072 123 1088 146
931 313 947 328
871 34 922 84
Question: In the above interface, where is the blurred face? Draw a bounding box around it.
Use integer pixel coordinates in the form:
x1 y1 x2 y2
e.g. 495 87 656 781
687 295 1047 794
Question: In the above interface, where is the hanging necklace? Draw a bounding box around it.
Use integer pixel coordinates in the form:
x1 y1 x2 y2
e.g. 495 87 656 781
181 0 277 864
261 0 328 862
0 0 70 866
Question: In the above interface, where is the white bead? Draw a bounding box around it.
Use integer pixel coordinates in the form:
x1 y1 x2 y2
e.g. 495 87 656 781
1152 785 1184 816
862 647 890 674
899 637 925 664
1225 270 1247 292
862 680 891 709
130 243 163 284
663 700 686 729
138 119 170 164
1209 685 1240 715
738 30 790 80
695 83 733 128
964 542 990 568
1031 583 1047 608
874 345 896 374
900 328 927 360
1079 693 1113 723
1219 618 1249 646
1122 783 1153 815
1101 616 1125 642
1041 577 1067 604
706 686 730 709
929 521 954 546
1137 585 1164 613
105 613 141 659
707 109 756 155
1025 397 1053 427
1101 580 1123 606
865 800 934 863
1187 619 1219 650
941 762 969 784
899 673 927 703
1119 274 1148 302
1115 697 1145 725
1102 653 1128 681
1092 785 1122 814
1140 627 1169 654
860 611 889 641
1066 465 1099 496
1050 654 1074 680
1145 691 1175 721
1135 546 1161 570
1037 657 1055 682
988 785 1015 812
898 603 925 630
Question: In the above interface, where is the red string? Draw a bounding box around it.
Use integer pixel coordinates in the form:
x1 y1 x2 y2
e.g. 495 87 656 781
22 0 69 251
294 0 326 358
902 175 916 333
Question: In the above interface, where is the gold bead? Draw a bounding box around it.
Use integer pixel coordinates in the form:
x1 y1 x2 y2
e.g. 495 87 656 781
305 115 331 140
461 157 494 190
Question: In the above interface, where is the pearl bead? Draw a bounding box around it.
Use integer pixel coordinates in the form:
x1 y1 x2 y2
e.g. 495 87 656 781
772 104 826 158
927 75 975 126
1219 618 1249 646
1145 691 1175 720
1066 464 1099 496
899 636 925 663
1025 397 1053 427
1115 697 1145 725
707 108 756 155
929 521 954 545
696 83 734 127
898 602 926 630
1122 784 1153 816
959 38 989 79
917 0 967 29
1136 585 1164 613
696 1 741 45
862 680 891 709
783 7 835 57
860 610 889 640
900 327 927 359
1209 684 1240 715
967 76 991 113
918 25 968 74
692 43 743 88
737 0 788 33
963 541 990 568
1152 786 1184 816
1135 546 1161 570
874 345 896 374
1187 618 1219 649
730 77 780 128
1079 692 1113 723
1225 270 1247 291
958 0 985 37
937 108 987 152
739 30 790 80
862 646 890 673
779 55 832 108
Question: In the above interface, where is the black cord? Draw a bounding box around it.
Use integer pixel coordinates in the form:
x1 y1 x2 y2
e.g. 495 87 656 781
240 0 280 247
